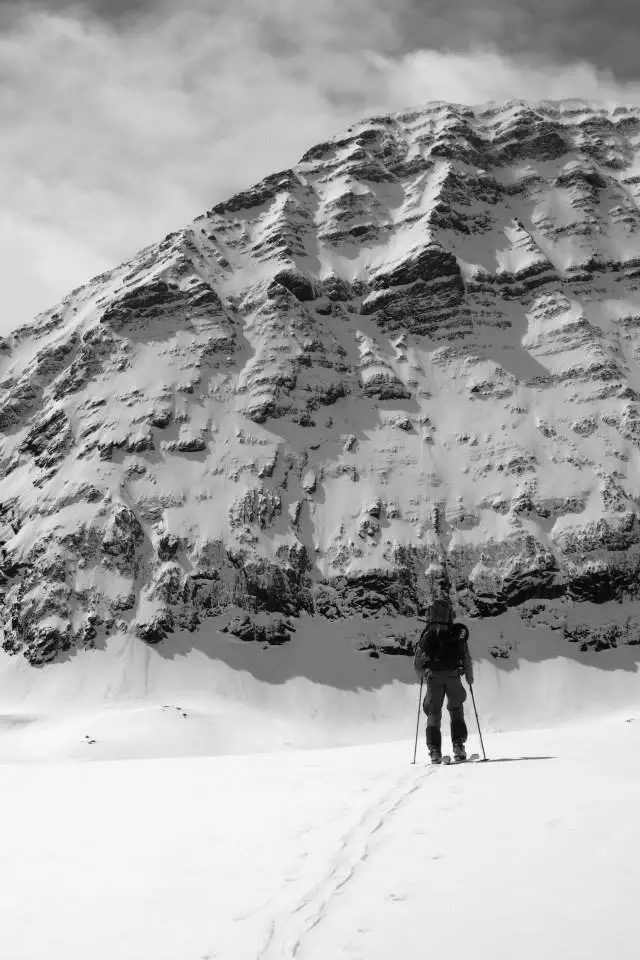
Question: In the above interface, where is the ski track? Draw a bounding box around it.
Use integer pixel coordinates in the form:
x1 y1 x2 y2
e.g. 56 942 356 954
257 765 430 960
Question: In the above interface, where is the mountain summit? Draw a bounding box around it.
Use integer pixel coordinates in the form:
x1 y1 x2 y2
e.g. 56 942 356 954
3 99 640 664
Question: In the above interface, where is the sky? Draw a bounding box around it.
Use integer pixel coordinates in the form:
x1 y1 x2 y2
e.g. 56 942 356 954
3 0 640 333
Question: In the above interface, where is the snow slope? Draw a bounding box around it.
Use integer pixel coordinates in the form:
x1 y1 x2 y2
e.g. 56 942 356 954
4 100 640 677
0 599 636 761
2 717 639 960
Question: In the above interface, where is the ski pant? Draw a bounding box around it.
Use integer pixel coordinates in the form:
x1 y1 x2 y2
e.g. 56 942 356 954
423 669 468 751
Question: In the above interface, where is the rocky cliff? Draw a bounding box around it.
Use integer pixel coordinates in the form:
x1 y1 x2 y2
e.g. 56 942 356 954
3 99 640 664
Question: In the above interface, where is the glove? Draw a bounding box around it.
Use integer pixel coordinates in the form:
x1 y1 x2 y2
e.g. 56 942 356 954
465 671 474 686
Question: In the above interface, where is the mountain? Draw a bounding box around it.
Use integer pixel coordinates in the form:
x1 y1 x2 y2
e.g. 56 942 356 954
3 98 640 666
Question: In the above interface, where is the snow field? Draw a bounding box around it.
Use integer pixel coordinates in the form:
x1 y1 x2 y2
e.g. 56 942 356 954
0 608 638 761
0 612 637 959
1 718 639 960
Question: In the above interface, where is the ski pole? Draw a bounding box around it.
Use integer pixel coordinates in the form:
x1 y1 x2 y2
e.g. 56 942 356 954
469 683 487 761
412 677 424 764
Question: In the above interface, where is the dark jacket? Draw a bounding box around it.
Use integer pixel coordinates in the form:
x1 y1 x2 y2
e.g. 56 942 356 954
414 622 474 685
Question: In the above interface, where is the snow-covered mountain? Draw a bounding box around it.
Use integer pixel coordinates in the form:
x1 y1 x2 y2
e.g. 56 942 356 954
4 98 640 666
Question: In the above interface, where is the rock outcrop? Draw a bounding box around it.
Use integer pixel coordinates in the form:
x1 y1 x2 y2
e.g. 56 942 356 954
3 100 640 662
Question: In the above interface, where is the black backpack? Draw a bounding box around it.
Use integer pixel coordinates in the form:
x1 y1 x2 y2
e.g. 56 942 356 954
415 600 467 672
425 599 452 630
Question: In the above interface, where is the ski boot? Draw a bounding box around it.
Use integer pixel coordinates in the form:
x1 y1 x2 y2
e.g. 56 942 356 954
452 741 467 763
429 747 443 765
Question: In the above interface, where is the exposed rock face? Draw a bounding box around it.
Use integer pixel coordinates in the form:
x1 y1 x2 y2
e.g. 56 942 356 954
4 99 640 662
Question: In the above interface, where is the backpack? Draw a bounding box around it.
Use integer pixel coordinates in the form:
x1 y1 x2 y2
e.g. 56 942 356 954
425 599 452 629
414 601 467 673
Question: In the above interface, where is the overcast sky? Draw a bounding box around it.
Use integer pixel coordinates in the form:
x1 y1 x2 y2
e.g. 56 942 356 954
3 0 640 332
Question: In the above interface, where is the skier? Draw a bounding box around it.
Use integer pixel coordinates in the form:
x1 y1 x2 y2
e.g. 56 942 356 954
414 597 474 763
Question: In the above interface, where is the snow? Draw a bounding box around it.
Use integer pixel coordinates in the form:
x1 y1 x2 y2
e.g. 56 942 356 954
8 105 640 651
1 716 639 960
3 99 640 957
0 611 637 958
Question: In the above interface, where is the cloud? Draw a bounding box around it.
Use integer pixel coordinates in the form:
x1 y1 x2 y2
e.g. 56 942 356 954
396 0 640 80
379 48 640 107
3 0 640 333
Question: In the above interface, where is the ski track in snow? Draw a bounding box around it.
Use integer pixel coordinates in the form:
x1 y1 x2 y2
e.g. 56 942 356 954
257 765 429 960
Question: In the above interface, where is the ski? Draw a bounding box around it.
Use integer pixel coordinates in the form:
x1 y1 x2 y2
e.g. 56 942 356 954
431 752 481 766
429 753 483 766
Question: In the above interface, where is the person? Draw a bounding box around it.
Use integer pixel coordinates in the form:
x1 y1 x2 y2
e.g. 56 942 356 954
414 598 474 763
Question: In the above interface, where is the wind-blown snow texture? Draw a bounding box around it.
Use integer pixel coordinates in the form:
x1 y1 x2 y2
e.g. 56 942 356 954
4 99 640 664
